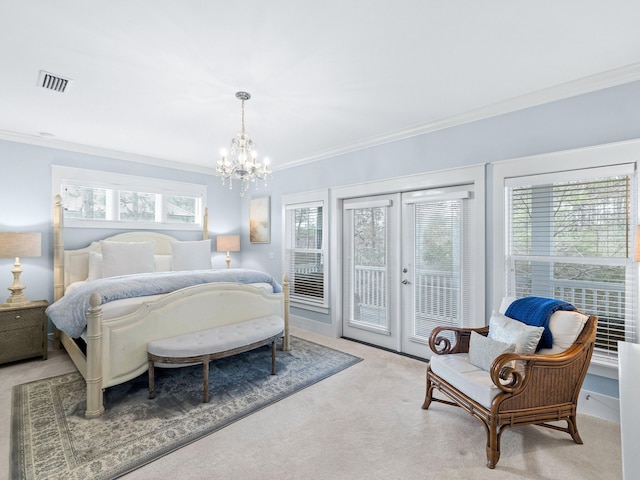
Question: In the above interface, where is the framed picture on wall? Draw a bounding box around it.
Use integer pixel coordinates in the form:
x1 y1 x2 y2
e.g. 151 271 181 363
249 196 270 243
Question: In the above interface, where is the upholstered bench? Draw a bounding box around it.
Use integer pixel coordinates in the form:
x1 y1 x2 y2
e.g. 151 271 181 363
147 315 284 403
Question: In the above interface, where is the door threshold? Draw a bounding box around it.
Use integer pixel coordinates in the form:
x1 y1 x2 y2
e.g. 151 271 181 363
341 337 429 363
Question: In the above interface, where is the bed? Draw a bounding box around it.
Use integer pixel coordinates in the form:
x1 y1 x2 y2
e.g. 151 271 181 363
49 195 290 418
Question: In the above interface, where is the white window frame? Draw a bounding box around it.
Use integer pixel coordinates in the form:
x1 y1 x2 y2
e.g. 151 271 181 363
491 139 640 379
282 189 329 313
52 165 206 230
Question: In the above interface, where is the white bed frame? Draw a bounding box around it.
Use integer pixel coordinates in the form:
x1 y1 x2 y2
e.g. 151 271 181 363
52 195 290 418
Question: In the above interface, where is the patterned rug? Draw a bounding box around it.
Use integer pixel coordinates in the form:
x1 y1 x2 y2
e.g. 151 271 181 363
11 336 362 480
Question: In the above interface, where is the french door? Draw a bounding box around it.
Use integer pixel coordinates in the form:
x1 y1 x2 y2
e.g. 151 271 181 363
342 194 401 350
342 187 471 359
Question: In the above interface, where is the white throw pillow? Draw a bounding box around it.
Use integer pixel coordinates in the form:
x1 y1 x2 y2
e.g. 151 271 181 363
537 310 589 354
170 239 212 271
489 311 545 355
468 331 516 372
87 251 103 281
154 255 172 272
100 241 155 278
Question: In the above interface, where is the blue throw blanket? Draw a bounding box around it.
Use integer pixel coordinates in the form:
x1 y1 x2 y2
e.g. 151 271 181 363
46 269 282 338
505 296 575 350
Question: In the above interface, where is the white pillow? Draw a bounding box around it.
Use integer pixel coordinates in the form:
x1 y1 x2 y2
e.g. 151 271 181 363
87 251 103 281
537 310 589 354
469 331 516 372
87 251 170 279
154 255 172 272
489 311 544 354
100 241 155 278
170 239 212 271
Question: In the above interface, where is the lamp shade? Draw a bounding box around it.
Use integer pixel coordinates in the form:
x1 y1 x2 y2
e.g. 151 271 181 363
635 226 640 262
216 235 240 252
0 232 42 258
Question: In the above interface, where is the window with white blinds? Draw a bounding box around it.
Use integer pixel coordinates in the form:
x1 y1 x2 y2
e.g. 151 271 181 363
506 164 637 364
284 198 328 309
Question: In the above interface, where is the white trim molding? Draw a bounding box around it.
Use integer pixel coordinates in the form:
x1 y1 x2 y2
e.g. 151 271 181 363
578 389 620 423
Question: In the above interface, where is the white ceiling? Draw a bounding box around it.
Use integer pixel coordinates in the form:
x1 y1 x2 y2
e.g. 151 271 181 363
1 1 640 172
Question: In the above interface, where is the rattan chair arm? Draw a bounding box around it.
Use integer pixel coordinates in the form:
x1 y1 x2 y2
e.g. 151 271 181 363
429 325 490 355
489 342 587 394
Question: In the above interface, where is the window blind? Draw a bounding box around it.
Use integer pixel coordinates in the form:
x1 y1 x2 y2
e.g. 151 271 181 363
412 198 468 341
285 201 326 307
507 171 637 362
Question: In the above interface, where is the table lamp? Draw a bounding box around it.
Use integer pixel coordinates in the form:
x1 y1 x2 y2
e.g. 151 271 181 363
0 232 42 306
216 235 240 269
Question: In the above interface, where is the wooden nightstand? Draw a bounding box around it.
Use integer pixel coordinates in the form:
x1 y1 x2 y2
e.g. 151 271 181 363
0 300 49 364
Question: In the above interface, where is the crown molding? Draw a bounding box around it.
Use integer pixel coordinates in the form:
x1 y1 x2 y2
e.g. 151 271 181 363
278 62 640 170
0 129 216 175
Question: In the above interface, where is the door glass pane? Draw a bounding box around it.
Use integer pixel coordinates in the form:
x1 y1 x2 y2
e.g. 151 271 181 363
350 206 388 329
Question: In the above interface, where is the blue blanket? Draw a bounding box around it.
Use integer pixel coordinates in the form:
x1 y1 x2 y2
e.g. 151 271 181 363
505 296 575 350
46 269 282 338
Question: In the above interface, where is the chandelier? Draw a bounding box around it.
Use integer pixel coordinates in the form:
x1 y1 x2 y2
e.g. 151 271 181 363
216 91 271 196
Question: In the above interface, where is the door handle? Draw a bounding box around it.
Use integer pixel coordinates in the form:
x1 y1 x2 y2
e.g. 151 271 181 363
401 279 410 285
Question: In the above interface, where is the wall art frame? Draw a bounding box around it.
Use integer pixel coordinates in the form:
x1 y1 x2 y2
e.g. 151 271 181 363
249 196 270 243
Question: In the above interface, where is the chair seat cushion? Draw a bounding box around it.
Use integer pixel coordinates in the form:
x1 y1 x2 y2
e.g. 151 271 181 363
430 353 500 408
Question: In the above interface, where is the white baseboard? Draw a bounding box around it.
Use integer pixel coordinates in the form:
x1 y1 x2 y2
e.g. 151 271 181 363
578 389 620 423
290 314 337 338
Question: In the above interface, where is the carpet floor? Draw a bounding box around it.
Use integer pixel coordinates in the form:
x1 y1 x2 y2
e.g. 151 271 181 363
10 336 361 480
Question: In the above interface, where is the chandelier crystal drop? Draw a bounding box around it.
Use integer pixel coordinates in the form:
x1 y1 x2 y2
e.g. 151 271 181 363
215 91 272 196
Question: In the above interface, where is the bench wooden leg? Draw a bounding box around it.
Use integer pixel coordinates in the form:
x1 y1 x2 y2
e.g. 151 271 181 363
203 355 210 403
148 359 156 399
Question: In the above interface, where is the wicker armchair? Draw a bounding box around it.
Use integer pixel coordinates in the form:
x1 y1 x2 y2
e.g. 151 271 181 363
422 314 597 469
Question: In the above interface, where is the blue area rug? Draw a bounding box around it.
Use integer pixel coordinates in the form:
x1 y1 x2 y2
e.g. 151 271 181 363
11 336 362 479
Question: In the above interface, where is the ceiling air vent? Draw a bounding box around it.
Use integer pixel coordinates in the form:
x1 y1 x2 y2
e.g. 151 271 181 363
37 70 72 93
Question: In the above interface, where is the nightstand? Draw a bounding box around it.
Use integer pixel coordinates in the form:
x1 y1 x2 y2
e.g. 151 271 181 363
0 300 49 364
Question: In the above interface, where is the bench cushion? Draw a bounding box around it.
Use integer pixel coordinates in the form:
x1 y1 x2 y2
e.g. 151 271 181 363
148 315 284 358
430 353 500 408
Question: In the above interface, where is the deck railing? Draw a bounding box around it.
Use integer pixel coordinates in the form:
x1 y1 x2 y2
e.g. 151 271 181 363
351 265 628 350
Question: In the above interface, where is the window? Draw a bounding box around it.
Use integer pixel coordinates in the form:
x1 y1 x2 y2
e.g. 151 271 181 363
52 165 206 230
283 190 329 311
503 162 638 368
